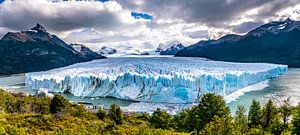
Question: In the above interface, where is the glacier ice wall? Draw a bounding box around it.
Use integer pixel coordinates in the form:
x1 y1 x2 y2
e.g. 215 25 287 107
25 57 288 103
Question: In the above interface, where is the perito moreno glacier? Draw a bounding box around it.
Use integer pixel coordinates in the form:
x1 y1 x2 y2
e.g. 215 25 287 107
25 57 288 103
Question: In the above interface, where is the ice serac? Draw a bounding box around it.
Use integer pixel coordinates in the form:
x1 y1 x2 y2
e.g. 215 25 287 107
25 57 288 103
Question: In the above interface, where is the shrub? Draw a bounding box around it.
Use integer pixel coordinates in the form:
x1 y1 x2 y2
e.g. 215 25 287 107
50 95 71 115
108 104 123 125
97 108 107 120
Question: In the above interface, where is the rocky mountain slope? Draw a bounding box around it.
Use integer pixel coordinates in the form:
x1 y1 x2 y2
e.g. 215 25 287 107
0 24 105 75
176 18 300 67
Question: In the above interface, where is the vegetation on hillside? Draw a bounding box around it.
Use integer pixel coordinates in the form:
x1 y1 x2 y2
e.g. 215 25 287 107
0 89 300 135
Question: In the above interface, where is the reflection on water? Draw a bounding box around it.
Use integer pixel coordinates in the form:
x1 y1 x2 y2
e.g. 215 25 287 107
1 68 300 114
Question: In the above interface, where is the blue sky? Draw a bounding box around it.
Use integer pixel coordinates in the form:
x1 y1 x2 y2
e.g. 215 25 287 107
0 0 4 4
131 12 153 20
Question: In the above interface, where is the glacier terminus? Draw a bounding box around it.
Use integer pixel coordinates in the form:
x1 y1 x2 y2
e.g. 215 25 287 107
25 57 288 103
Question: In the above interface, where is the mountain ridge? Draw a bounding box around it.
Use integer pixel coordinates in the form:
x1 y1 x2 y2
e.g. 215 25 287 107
0 24 105 75
175 18 300 67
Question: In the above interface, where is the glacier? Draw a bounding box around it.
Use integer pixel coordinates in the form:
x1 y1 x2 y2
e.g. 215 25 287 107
25 57 288 103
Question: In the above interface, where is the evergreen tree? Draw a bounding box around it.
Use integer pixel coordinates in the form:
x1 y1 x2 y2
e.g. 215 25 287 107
279 97 293 126
261 100 277 129
172 110 189 132
149 108 172 129
270 115 285 135
50 94 71 114
248 100 261 128
184 93 230 132
292 103 300 135
108 104 123 125
234 106 248 134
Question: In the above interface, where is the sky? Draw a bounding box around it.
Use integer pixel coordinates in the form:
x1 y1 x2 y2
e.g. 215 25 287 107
0 0 300 51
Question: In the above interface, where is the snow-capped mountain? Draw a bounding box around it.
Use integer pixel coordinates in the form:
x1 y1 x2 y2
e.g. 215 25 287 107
0 24 105 75
70 44 104 59
193 34 241 47
155 41 185 55
247 18 300 36
176 18 300 67
294 9 300 14
97 46 117 56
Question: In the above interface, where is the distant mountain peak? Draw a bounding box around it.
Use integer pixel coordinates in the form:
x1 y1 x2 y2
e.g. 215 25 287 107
97 46 117 56
156 41 185 55
30 23 48 33
247 18 300 36
284 17 292 23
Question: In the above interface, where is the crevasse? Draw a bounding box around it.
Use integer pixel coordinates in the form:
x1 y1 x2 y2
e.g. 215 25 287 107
25 57 288 103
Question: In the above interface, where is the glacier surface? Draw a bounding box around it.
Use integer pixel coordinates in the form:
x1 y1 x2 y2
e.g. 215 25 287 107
25 57 288 103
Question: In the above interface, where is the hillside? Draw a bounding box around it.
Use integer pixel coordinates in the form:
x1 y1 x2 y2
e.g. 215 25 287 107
0 24 105 75
176 18 300 67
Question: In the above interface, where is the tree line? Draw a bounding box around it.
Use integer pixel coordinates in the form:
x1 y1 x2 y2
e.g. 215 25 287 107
0 89 300 134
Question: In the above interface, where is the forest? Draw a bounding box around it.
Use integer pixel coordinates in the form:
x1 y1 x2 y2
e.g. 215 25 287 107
0 89 299 135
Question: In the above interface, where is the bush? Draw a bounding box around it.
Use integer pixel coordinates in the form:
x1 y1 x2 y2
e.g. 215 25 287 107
97 108 107 120
30 97 51 115
108 104 123 125
50 95 71 115
72 105 91 118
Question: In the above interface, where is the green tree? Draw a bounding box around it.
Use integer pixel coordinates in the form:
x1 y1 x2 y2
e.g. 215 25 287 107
292 103 300 135
108 104 123 125
149 108 172 129
248 100 261 128
233 105 248 134
97 108 107 120
261 100 277 129
50 94 71 114
184 93 230 132
279 97 293 126
270 115 285 135
199 116 233 135
172 110 189 131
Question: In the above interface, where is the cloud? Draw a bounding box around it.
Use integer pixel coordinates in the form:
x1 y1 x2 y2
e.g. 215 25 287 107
119 0 299 26
0 0 145 31
0 0 300 52
183 30 209 39
232 22 264 34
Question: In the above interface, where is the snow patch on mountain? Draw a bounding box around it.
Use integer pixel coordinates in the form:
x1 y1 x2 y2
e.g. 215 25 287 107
97 46 117 56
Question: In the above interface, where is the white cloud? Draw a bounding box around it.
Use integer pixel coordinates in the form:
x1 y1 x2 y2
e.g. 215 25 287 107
0 0 300 52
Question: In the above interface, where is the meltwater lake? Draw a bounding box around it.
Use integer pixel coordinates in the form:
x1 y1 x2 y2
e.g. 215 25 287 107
0 57 298 114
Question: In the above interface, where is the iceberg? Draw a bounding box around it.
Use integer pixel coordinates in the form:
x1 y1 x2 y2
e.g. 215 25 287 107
25 57 288 103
